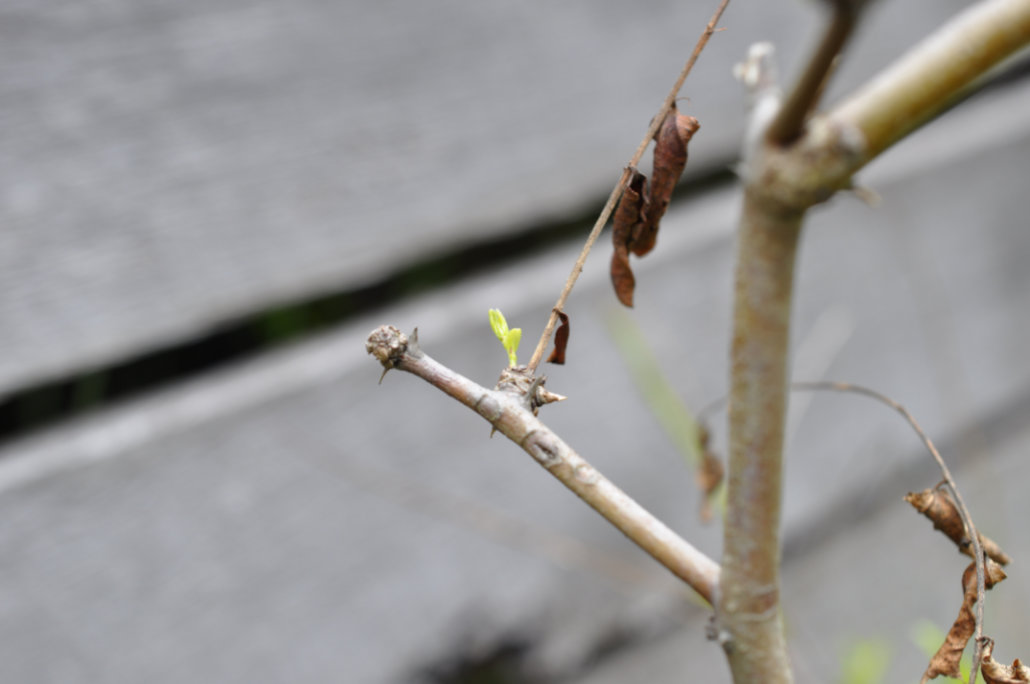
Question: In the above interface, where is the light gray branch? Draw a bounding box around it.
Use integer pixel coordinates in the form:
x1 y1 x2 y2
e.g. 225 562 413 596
366 325 721 604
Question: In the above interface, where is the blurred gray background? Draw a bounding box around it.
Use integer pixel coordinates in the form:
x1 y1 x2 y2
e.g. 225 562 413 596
2 0 1029 682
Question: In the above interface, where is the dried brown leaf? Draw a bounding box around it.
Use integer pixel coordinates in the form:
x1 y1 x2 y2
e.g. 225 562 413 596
610 171 648 307
695 423 724 523
981 638 1030 683
610 246 635 308
634 105 699 257
921 561 1007 683
547 310 570 365
906 488 1011 565
613 171 649 250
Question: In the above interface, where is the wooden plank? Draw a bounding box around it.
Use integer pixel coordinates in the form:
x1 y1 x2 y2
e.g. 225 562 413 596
0 0 978 393
0 85 1028 681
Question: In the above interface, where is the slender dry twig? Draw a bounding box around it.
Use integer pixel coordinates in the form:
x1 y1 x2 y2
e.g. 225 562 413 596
367 325 721 603
765 0 859 146
526 0 731 372
791 381 988 683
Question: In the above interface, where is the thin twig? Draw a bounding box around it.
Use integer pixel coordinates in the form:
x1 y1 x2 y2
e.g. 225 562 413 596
526 0 731 372
790 381 987 683
367 325 721 603
765 0 858 146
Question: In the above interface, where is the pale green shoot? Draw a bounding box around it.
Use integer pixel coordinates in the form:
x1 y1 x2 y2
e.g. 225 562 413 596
489 309 522 367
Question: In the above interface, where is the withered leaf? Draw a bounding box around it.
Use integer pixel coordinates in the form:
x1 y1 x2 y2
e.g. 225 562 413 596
610 246 635 308
634 105 699 257
547 310 570 365
921 560 1007 683
695 423 724 523
905 488 1011 565
610 171 648 307
613 170 649 252
981 639 1030 683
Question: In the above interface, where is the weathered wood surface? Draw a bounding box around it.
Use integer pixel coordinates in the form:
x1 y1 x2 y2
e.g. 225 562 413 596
0 81 1028 682
0 0 974 394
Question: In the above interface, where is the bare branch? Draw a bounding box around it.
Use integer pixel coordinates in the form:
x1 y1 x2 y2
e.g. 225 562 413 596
831 0 1030 171
765 0 860 146
366 325 721 604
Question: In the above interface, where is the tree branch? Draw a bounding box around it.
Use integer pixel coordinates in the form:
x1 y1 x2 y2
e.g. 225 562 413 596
718 189 800 683
831 0 1030 173
714 4 1030 676
765 0 859 146
366 325 721 604
526 0 731 372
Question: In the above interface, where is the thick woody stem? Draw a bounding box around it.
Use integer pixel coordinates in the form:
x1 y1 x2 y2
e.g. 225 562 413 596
366 326 721 603
831 0 1030 173
718 192 801 683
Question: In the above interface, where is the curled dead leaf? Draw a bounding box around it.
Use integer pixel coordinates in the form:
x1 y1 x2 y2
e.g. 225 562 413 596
610 246 635 308
905 488 1011 565
613 170 649 251
695 423 724 523
610 171 648 307
981 638 1030 683
547 310 570 365
635 105 699 257
920 560 1007 683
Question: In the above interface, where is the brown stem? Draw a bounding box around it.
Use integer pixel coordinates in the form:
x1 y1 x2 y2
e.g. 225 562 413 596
367 326 721 603
526 0 731 372
718 191 801 683
765 1 858 146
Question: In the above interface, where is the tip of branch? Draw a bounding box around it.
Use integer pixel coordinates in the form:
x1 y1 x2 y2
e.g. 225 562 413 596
366 325 420 368
734 42 779 98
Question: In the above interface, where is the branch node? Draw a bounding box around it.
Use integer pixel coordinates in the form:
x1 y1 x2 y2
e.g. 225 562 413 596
366 325 409 368
495 366 565 415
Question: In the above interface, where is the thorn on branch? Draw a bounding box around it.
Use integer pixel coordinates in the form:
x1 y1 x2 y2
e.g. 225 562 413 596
495 366 566 415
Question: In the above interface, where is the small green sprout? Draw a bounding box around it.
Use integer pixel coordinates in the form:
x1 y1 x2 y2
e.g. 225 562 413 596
489 308 521 367
840 637 891 684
